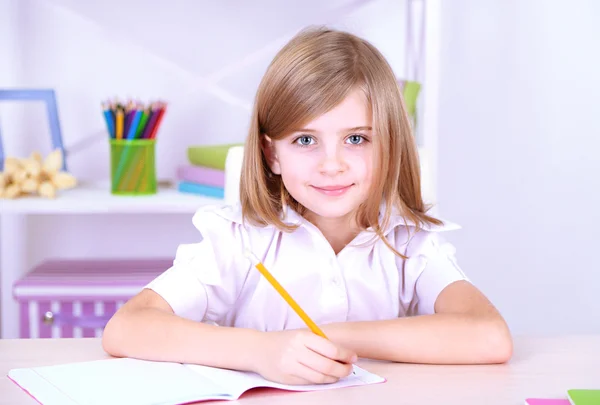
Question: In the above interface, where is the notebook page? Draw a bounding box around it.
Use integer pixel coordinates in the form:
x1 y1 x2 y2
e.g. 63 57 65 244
10 358 233 405
184 364 385 399
8 368 79 405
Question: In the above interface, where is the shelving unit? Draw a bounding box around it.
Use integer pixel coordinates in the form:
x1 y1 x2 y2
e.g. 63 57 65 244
0 182 223 338
0 181 223 215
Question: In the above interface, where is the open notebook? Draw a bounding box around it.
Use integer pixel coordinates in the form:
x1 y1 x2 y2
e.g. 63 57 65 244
8 357 385 405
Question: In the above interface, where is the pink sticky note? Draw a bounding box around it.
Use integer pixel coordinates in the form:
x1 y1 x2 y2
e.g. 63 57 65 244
525 399 570 405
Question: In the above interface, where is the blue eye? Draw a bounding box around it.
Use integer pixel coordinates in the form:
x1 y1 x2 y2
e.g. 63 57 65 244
295 136 315 146
347 135 364 145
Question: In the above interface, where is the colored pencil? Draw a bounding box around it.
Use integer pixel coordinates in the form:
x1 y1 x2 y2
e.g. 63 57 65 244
101 99 167 141
148 103 166 139
135 108 150 139
244 249 356 373
123 100 136 136
244 249 328 339
126 108 142 140
115 108 124 140
140 103 160 139
102 103 115 139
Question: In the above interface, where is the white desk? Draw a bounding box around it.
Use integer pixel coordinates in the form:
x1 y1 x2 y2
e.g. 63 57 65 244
1 335 599 404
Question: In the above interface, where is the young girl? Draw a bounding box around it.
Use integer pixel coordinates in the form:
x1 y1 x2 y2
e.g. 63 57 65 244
103 27 512 385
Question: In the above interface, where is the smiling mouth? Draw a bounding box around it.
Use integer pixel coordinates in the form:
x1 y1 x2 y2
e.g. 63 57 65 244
311 184 354 196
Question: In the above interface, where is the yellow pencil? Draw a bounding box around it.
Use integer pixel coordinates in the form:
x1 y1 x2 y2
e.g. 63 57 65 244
244 249 328 339
115 108 124 140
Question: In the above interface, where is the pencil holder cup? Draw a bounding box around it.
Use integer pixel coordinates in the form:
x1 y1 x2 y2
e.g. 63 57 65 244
109 139 157 195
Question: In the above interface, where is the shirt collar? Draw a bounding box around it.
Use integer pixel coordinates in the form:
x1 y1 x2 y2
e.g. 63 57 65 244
280 202 460 237
203 201 460 237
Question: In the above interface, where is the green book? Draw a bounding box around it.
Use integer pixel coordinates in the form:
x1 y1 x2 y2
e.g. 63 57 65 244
568 389 600 405
402 80 421 121
187 143 244 170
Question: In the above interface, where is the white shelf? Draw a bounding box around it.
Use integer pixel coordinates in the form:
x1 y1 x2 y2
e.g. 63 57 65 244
0 181 223 214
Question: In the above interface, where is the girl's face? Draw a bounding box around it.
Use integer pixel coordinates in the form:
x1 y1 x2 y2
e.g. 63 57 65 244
265 89 374 224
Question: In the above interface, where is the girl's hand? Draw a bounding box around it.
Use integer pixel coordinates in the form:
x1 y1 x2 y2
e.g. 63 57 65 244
253 329 357 385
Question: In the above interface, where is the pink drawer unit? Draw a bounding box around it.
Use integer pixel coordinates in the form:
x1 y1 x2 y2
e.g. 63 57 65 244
13 258 171 339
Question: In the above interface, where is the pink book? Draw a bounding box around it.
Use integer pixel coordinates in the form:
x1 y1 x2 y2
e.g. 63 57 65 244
525 399 571 404
176 164 225 187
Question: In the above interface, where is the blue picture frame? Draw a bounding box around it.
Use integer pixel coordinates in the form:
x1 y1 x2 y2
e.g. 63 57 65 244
0 89 67 171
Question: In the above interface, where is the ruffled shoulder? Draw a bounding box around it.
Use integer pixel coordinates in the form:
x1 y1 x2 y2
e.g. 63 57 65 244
393 222 468 315
191 202 246 228
189 202 277 265
382 201 462 234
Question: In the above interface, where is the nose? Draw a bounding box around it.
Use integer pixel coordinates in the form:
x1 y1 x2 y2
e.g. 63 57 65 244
318 144 347 176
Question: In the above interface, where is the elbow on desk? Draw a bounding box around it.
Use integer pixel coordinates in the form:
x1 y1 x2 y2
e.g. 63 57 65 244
478 318 514 364
101 313 127 358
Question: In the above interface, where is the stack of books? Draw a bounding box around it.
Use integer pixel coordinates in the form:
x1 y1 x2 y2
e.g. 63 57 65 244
176 143 243 199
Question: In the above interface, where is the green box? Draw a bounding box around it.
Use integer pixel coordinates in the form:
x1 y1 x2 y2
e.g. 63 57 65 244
110 139 157 195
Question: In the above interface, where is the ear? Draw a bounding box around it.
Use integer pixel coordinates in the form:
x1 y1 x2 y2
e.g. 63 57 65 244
261 135 281 175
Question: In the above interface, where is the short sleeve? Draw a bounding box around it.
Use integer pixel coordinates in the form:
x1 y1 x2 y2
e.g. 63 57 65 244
145 205 248 323
401 231 469 315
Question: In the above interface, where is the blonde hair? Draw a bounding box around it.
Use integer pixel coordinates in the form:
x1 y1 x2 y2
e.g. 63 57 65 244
240 26 442 255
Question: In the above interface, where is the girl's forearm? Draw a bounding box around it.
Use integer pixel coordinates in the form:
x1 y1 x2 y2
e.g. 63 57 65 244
102 307 262 371
322 314 513 365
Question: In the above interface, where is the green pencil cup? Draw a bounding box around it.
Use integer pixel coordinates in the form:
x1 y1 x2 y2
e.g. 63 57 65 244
109 139 157 195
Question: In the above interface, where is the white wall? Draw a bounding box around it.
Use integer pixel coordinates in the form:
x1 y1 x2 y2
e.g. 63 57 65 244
0 1 19 88
0 0 27 154
437 0 600 335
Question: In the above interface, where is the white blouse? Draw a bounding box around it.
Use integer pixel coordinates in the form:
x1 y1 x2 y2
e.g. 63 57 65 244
145 203 469 331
